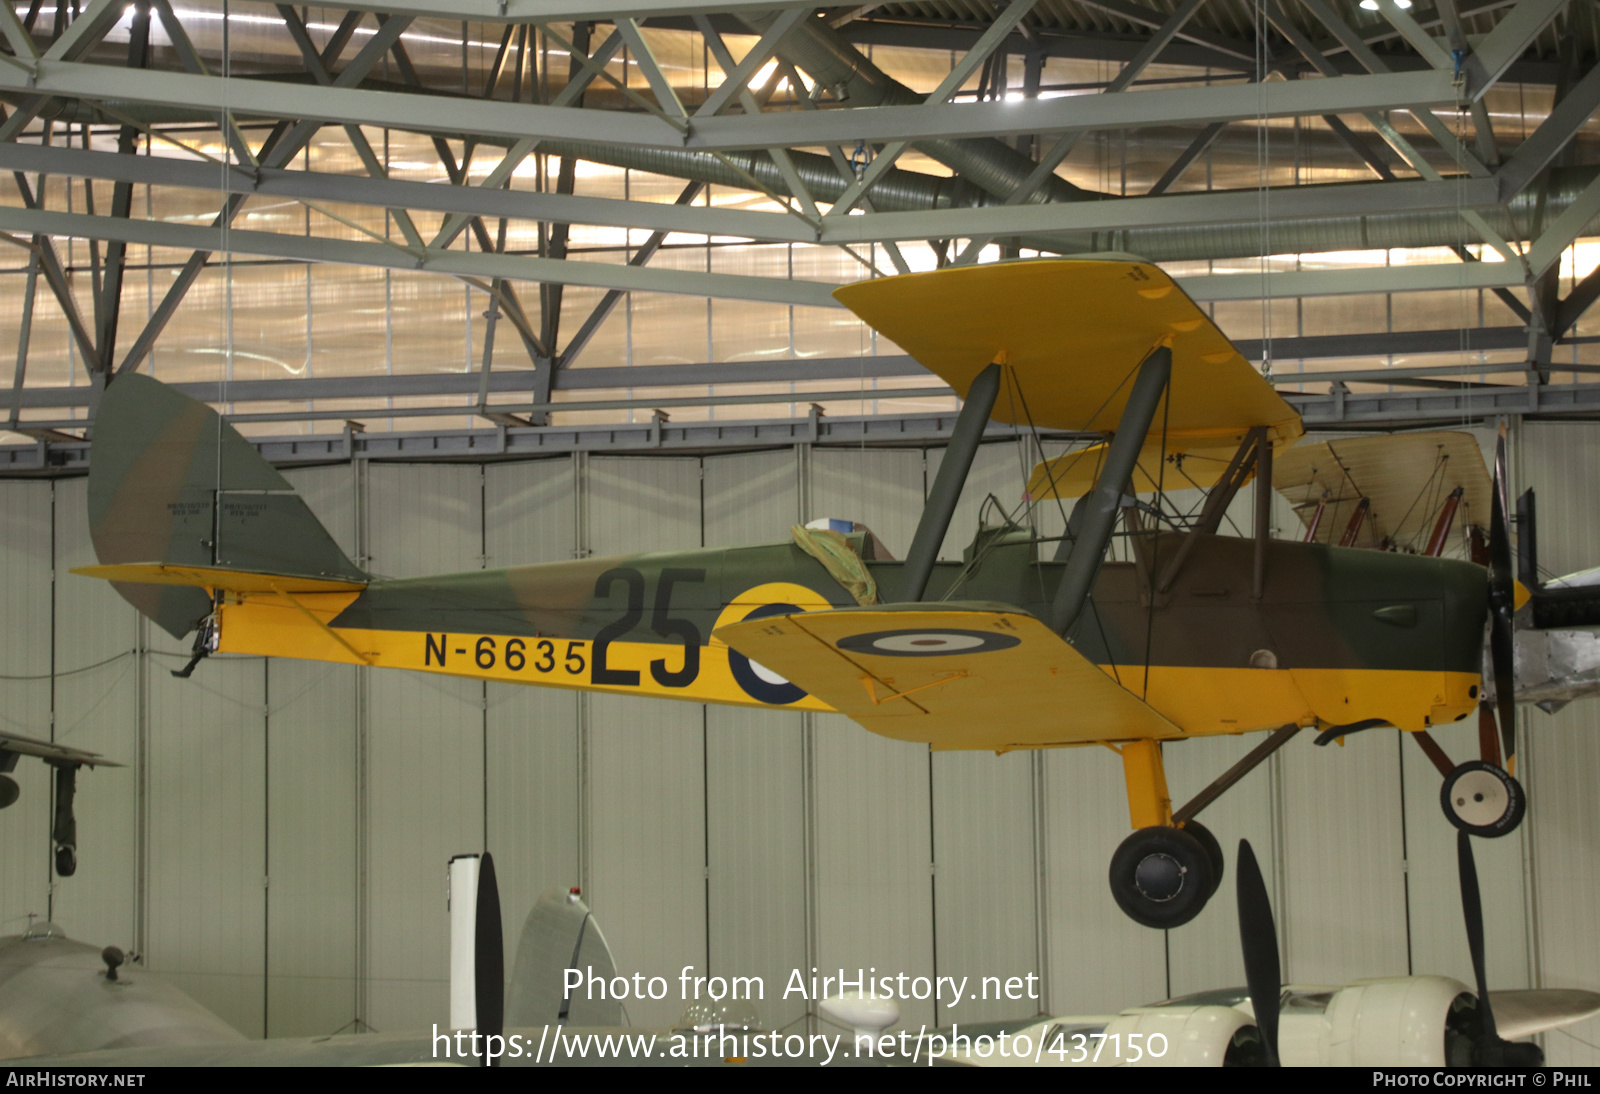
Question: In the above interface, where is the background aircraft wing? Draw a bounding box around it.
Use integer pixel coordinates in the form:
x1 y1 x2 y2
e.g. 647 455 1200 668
1274 431 1491 552
715 602 1184 750
0 731 122 767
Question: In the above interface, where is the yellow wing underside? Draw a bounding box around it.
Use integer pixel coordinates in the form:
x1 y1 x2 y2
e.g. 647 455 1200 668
1025 434 1257 502
1274 431 1493 549
714 604 1183 751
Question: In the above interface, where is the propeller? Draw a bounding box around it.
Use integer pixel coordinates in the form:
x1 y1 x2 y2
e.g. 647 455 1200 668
1487 427 1518 773
1456 830 1543 1067
475 851 505 1067
1236 839 1280 1066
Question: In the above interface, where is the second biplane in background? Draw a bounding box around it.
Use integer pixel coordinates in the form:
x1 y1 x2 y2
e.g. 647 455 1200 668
75 257 1596 931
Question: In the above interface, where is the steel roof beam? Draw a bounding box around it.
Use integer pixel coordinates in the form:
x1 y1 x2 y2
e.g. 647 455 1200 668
12 384 1600 473
0 61 1466 150
0 203 842 307
822 177 1504 243
1072 0 1255 62
249 1 818 20
1496 62 1600 197
1182 260 1527 300
1466 0 1571 99
3 327 1564 413
2 139 1523 247
0 198 1542 304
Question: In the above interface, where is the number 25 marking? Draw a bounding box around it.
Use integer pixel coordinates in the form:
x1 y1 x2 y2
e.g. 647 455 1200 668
590 567 705 689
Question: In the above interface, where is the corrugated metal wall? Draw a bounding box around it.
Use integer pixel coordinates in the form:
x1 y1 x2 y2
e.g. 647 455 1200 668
1 424 1596 1061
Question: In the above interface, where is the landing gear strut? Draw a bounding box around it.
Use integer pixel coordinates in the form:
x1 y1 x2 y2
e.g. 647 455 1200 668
52 762 78 877
1107 732 1298 930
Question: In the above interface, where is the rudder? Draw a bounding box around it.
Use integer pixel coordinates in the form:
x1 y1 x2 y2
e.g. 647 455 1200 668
87 373 367 638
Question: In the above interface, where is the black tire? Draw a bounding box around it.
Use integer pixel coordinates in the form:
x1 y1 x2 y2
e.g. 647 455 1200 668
1180 819 1225 898
1440 761 1525 838
54 845 76 878
1109 826 1216 929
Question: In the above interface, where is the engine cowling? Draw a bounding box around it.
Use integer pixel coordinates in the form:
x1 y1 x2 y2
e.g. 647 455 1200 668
1092 1005 1262 1066
1279 976 1471 1066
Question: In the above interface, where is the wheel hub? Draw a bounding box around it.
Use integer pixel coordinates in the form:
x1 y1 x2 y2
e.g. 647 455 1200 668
1450 770 1511 827
1134 852 1186 902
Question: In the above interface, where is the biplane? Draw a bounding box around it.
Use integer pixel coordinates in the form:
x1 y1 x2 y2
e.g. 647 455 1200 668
75 257 1598 930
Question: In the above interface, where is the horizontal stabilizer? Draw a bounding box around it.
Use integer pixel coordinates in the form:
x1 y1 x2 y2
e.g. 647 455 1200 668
71 563 365 595
714 602 1183 750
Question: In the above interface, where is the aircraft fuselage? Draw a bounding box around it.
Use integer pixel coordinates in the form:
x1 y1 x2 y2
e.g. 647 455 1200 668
213 530 1485 745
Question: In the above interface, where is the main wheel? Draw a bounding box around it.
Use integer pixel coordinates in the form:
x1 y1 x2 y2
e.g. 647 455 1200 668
1109 826 1216 929
1440 761 1525 838
1180 819 1225 899
54 845 76 878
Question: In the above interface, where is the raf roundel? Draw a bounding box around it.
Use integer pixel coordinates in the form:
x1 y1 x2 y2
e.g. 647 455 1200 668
728 602 809 705
836 629 1022 657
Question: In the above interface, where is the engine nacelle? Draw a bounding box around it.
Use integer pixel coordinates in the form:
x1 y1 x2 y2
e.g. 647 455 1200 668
1279 976 1472 1066
1095 1005 1261 1066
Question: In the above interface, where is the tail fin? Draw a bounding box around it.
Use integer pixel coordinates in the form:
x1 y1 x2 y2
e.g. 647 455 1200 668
505 888 623 1027
84 373 366 639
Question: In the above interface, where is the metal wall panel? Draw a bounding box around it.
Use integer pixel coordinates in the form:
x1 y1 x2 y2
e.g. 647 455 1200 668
810 449 924 563
704 704 807 1031
145 655 267 1037
284 464 359 564
703 450 807 1031
812 714 937 1032
704 449 796 549
48 476 142 955
930 750 1039 1025
1523 702 1600 1064
485 683 581 949
1400 721 1529 989
585 457 706 1028
363 464 486 1033
1162 733 1280 996
0 482 53 932
587 692 706 1030
265 463 362 1038
587 457 702 557
1041 746 1166 1014
1518 422 1600 1064
264 659 360 1038
484 460 581 951
485 458 576 570
1278 730 1410 983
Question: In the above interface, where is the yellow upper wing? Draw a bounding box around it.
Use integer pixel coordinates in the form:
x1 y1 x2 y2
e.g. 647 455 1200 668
833 257 1303 447
714 603 1183 751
